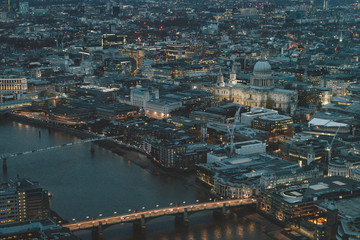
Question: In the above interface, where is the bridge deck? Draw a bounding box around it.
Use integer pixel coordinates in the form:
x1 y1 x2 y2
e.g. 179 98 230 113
0 136 115 160
63 199 256 231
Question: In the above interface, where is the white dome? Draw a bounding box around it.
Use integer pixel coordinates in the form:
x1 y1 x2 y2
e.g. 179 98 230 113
253 61 271 74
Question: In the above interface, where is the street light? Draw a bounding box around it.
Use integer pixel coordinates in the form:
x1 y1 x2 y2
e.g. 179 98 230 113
114 211 117 214
99 214 102 217
209 198 212 201
170 203 173 206
142 207 145 210
156 204 159 208
183 201 186 204
196 200 199 203
86 216 89 219
128 209 131 212
72 218 76 222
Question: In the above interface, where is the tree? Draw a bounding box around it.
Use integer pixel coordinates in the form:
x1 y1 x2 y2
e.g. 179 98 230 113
266 97 275 109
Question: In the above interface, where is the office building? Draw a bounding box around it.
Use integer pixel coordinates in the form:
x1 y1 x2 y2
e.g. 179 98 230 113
0 218 79 240
0 78 27 103
288 138 329 166
259 176 360 223
241 107 278 126
196 153 313 198
252 114 293 137
0 178 50 224
19 1 29 15
101 34 127 49
145 99 182 119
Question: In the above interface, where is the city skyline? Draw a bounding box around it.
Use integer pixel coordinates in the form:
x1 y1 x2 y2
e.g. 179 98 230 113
0 0 360 239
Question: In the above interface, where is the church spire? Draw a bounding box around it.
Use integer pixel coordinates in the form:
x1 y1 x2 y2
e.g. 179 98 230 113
229 64 237 84
217 69 225 87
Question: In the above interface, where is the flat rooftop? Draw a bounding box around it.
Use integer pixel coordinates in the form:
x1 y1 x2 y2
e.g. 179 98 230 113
318 197 360 219
257 114 292 121
242 107 278 116
234 140 264 148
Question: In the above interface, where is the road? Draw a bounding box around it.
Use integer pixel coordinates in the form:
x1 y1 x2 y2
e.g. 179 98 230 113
64 198 257 231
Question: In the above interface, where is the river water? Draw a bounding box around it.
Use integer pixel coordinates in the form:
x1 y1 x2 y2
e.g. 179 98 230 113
0 119 272 240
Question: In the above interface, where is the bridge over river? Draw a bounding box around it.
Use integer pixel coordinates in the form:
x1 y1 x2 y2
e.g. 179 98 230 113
0 135 119 170
63 198 257 239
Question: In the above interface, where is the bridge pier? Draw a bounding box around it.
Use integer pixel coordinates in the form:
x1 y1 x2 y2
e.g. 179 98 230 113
175 208 189 227
91 222 103 240
213 203 228 220
2 158 7 171
133 214 146 234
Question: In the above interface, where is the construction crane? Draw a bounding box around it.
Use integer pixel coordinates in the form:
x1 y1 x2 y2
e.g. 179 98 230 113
327 126 341 164
61 32 67 50
227 107 241 157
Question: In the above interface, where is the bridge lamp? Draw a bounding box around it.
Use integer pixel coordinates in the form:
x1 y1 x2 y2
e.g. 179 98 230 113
209 198 212 201
99 214 102 217
128 209 131 212
114 211 117 214
156 204 159 208
142 207 145 210
86 216 89 219
196 200 199 203
183 201 186 204
170 203 173 206
220 197 223 200
72 218 76 222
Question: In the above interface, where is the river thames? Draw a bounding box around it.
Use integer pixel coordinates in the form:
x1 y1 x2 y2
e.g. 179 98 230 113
0 119 273 240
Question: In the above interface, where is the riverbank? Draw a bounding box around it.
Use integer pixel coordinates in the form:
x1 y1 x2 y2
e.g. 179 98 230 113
225 207 289 240
244 213 290 240
97 140 207 190
8 113 96 139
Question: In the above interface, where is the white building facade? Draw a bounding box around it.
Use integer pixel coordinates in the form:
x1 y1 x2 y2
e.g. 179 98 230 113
0 78 28 103
214 61 298 115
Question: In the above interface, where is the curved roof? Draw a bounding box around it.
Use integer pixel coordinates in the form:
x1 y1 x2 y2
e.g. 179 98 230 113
253 61 271 74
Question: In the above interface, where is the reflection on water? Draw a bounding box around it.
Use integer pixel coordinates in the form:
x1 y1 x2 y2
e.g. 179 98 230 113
0 120 273 240
201 228 208 240
81 212 272 240
213 227 221 239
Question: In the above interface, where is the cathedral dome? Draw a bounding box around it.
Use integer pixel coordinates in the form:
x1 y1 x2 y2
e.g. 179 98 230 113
253 61 272 75
250 60 274 90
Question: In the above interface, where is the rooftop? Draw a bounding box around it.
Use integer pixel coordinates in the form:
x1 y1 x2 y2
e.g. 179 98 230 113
266 176 360 204
318 197 360 219
308 118 349 128
257 114 292 121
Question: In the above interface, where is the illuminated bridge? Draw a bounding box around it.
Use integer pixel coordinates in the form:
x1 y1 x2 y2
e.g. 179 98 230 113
0 136 117 170
63 198 257 239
